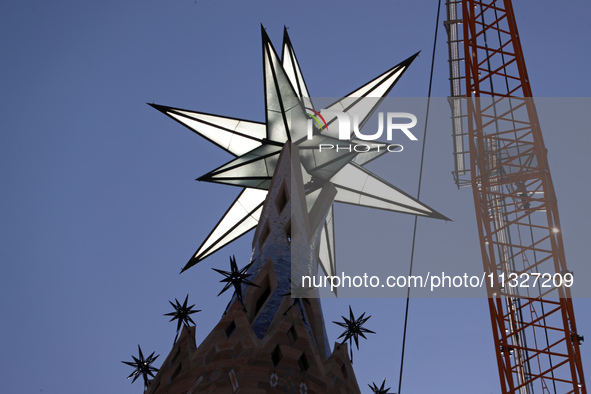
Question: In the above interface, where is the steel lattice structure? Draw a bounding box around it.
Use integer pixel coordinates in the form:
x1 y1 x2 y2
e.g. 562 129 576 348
444 0 586 392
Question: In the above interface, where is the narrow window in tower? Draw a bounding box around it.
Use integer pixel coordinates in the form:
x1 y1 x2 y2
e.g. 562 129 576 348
298 353 309 373
271 344 283 366
225 320 236 338
248 273 272 323
287 324 298 344
169 362 182 384
170 346 181 367
341 363 349 380
254 286 271 317
275 181 289 214
259 221 270 249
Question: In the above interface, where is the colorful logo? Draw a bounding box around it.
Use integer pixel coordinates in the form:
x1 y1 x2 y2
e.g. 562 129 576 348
305 107 329 134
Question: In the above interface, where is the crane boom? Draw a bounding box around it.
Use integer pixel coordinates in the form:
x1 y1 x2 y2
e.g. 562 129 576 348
444 0 586 392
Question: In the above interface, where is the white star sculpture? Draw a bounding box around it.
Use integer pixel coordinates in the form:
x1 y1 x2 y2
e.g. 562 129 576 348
150 26 447 274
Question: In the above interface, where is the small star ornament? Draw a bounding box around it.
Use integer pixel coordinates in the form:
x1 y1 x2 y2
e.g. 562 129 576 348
122 345 159 390
369 379 393 394
333 305 375 363
164 294 201 342
213 255 259 311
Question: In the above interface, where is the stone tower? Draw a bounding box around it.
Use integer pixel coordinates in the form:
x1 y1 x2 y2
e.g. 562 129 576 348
142 26 447 393
146 143 361 393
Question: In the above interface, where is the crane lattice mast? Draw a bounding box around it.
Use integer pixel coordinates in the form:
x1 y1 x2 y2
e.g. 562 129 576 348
444 0 585 392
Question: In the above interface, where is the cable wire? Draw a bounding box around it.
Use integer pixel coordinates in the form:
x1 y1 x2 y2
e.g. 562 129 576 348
397 0 442 392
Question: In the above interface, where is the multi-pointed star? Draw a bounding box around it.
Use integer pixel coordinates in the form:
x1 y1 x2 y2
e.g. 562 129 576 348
333 305 375 363
164 294 201 342
122 345 159 390
213 255 259 311
150 26 447 274
369 379 393 394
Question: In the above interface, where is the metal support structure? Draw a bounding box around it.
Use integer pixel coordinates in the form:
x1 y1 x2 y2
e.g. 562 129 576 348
445 0 586 392
444 0 471 187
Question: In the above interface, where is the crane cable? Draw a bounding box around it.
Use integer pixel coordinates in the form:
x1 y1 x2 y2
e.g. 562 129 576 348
397 0 442 392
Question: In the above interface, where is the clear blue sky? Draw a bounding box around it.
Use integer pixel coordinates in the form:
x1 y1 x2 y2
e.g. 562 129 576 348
1 1 590 393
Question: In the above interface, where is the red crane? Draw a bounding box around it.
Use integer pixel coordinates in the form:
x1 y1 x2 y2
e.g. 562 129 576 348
444 0 585 392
